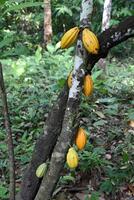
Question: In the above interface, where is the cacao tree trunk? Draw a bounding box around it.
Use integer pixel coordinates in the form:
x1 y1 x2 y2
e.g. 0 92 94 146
99 0 112 71
35 0 93 199
44 0 53 45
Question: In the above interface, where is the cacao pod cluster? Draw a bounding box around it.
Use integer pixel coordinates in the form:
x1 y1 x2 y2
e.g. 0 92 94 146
66 127 87 169
60 26 99 55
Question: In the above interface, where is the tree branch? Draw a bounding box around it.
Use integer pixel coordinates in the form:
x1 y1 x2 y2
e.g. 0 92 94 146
0 63 15 200
87 16 134 72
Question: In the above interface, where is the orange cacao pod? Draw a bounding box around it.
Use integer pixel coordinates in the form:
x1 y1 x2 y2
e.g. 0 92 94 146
75 128 87 150
83 75 93 96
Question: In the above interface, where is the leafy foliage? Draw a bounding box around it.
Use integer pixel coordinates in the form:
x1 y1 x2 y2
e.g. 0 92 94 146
0 0 134 199
0 0 133 57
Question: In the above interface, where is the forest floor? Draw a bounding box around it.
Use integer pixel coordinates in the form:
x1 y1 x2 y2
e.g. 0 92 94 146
0 55 134 200
54 92 134 200
53 61 134 200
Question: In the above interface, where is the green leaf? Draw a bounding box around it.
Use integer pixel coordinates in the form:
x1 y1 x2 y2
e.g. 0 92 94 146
57 78 66 88
97 97 117 104
127 109 134 120
62 175 75 182
100 179 113 194
0 185 8 198
55 5 73 16
46 44 56 54
92 70 103 81
93 120 107 127
122 151 129 163
90 192 100 200
0 37 13 49
84 195 90 200
0 0 7 5
4 2 43 13
35 46 42 63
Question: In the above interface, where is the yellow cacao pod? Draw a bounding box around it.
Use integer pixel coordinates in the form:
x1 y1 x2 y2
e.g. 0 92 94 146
66 147 78 169
82 28 99 54
67 72 72 88
75 128 87 150
61 27 80 49
36 163 48 178
83 75 93 96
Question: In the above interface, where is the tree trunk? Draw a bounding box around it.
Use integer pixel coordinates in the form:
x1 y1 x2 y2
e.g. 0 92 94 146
0 63 15 200
102 0 112 31
44 0 53 45
99 0 112 71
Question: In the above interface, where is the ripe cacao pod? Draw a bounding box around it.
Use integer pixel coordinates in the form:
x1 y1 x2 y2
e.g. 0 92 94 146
66 147 78 169
36 163 47 178
83 74 93 96
82 28 99 54
61 27 80 49
75 127 87 150
67 72 72 88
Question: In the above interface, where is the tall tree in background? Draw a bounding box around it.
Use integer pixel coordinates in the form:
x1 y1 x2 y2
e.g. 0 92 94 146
102 0 112 31
99 0 112 70
0 64 15 200
44 0 53 45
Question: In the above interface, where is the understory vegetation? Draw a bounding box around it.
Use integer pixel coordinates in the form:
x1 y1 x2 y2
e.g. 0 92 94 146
0 0 134 199
0 45 134 199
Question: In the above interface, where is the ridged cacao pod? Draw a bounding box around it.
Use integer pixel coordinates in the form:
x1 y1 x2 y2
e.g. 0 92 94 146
66 147 78 169
36 163 47 178
83 75 93 96
75 128 87 150
61 27 80 49
82 28 99 54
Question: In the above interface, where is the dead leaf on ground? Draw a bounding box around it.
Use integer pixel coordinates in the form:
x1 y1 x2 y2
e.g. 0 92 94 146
128 120 134 128
128 184 134 195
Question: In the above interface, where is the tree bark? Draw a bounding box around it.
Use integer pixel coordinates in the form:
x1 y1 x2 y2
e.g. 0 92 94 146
0 63 15 200
17 15 134 200
99 0 112 71
44 0 53 45
102 0 112 31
